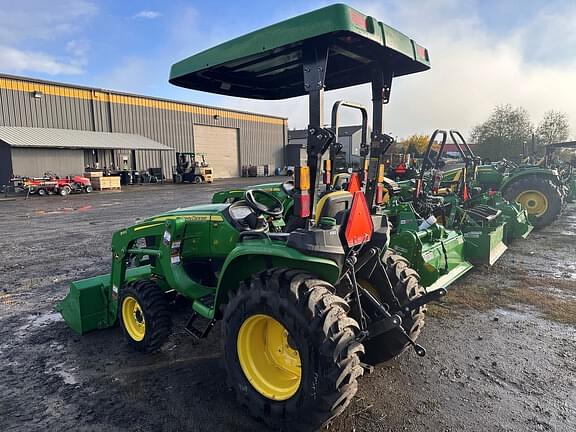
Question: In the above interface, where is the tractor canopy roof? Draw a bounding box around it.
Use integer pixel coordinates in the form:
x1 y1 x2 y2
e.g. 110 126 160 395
169 3 430 99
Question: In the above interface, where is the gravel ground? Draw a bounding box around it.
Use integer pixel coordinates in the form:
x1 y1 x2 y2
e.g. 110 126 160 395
0 179 574 432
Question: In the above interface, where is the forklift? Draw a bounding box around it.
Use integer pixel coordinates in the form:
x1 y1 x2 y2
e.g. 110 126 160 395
172 152 213 184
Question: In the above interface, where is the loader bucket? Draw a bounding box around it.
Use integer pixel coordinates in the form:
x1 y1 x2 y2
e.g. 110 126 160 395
390 227 473 291
461 224 507 266
55 265 152 335
55 273 112 335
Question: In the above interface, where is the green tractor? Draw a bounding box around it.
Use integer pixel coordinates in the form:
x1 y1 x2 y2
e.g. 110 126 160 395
215 102 474 292
57 5 444 429
462 141 564 229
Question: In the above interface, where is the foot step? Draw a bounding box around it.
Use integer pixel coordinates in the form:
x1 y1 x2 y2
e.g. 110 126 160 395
184 312 215 339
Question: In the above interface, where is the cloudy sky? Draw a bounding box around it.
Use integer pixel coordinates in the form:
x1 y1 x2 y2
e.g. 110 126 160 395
1 0 575 138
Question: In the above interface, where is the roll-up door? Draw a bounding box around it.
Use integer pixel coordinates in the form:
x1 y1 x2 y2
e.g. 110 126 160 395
193 125 239 178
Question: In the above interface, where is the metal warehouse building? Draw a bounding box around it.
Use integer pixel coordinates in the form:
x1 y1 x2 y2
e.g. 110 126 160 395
0 74 287 185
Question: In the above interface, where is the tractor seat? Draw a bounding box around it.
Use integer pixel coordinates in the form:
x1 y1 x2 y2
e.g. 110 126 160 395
314 191 353 224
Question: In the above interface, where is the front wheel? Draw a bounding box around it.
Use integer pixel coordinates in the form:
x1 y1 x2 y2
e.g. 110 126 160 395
223 268 364 430
84 185 93 193
119 279 171 352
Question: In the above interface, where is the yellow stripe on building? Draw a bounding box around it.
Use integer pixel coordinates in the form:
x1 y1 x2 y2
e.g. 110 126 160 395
0 77 285 126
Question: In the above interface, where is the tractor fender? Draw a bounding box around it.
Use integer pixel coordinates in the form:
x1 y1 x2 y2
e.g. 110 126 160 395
214 239 340 315
501 169 560 192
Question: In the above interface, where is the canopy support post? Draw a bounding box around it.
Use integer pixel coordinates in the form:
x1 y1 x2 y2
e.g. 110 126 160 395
365 69 394 209
302 41 332 221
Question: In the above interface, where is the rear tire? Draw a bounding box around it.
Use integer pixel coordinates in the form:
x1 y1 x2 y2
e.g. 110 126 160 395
223 268 364 430
84 185 93 193
359 250 427 365
119 279 171 353
37 188 47 197
194 176 203 184
503 176 562 229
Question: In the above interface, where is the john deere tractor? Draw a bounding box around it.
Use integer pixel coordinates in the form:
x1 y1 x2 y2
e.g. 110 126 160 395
57 5 443 429
461 141 564 229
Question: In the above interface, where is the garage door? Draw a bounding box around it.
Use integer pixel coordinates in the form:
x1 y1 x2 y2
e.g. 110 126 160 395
193 125 239 178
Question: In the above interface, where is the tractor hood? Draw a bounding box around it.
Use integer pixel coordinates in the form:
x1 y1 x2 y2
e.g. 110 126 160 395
145 204 229 222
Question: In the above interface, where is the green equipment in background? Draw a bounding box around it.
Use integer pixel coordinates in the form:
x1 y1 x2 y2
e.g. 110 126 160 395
543 141 576 203
469 142 565 229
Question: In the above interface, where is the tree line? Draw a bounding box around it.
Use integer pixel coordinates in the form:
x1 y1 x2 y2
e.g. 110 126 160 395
394 105 571 161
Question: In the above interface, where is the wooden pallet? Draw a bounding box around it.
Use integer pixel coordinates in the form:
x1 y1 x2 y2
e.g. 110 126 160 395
91 176 121 191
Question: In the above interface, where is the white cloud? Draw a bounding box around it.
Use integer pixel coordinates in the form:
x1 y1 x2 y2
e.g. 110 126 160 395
222 0 576 140
0 45 83 75
134 10 161 19
0 0 97 43
65 40 89 58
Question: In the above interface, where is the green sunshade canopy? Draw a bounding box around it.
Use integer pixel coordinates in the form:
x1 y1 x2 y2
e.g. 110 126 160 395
169 4 430 100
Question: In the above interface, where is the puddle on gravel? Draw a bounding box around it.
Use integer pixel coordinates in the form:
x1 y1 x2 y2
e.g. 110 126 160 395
33 205 93 216
46 361 79 385
16 312 63 336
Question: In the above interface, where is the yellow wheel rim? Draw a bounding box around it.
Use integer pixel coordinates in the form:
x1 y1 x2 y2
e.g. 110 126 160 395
237 314 301 401
516 190 548 217
122 296 146 342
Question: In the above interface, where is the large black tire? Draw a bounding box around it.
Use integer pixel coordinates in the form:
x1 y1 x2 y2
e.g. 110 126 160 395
502 176 562 229
359 249 427 365
223 268 364 430
119 279 171 353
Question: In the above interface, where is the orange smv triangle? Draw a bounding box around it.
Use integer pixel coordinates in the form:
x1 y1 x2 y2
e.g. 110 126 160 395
347 172 362 193
344 191 374 248
463 182 470 201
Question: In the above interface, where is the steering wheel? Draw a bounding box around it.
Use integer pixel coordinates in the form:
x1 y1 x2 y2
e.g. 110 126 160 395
500 158 518 170
244 189 284 216
280 180 295 197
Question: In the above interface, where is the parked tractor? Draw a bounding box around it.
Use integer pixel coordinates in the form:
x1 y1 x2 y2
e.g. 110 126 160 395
464 143 565 229
173 152 213 184
386 153 418 181
58 5 442 429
